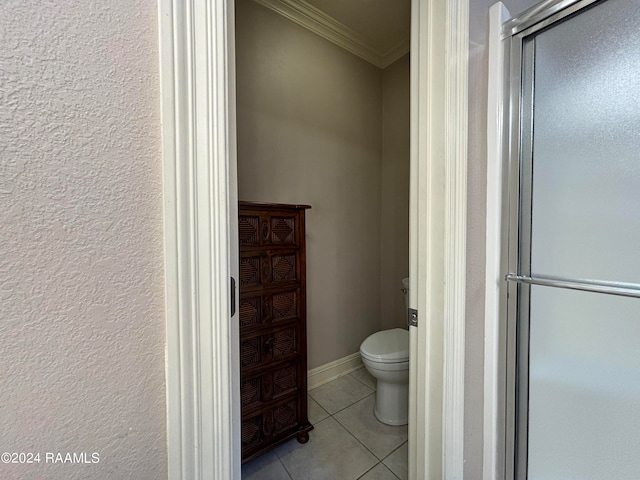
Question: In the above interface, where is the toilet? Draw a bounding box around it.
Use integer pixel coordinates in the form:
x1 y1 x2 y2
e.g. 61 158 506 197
359 278 410 426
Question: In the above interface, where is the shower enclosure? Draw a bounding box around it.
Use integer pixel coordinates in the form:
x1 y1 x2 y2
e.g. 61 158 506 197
502 0 640 478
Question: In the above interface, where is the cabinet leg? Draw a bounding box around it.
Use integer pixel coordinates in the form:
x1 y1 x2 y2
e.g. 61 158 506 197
296 432 310 444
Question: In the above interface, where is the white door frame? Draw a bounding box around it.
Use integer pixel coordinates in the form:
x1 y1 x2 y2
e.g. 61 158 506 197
158 0 240 478
409 0 469 479
484 3 511 479
158 0 468 478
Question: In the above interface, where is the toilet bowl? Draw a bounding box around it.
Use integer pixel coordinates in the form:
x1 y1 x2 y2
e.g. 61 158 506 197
359 278 410 426
360 328 409 425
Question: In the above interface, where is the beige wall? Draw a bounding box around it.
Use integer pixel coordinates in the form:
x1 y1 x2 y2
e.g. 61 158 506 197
381 54 411 331
235 0 410 369
0 1 167 479
464 0 544 476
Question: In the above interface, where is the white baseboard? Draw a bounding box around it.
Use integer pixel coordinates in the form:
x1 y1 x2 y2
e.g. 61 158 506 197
307 352 363 390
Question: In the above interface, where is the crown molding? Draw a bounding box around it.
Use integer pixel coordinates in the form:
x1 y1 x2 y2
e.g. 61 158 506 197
382 37 411 68
252 0 409 68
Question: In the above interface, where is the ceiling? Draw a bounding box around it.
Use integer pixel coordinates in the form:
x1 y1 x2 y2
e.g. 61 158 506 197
253 0 411 68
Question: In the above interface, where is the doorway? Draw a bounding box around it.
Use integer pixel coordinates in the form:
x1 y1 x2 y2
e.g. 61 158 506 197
502 0 640 478
157 0 470 478
235 1 410 476
234 0 411 382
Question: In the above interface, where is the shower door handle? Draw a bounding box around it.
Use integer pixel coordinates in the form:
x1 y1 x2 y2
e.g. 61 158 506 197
505 273 640 299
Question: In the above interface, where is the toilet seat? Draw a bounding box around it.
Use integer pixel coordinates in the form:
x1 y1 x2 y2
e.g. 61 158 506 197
360 328 409 364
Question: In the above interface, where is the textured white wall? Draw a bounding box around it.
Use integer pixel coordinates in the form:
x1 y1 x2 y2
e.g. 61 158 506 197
0 1 167 479
235 0 388 369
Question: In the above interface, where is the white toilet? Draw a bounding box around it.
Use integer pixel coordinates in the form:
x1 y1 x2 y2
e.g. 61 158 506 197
359 278 410 426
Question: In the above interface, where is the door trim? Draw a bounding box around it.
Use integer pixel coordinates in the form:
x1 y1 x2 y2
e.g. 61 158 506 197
485 3 511 479
159 0 469 478
409 0 469 478
443 0 469 477
158 0 240 479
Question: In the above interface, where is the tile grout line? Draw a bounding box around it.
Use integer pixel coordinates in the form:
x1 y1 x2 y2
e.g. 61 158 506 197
348 368 377 390
380 441 408 480
327 413 387 479
326 392 408 479
307 373 376 402
276 414 375 480
331 397 408 466
326 390 375 417
355 462 381 480
327 386 407 479
248 374 404 480
278 455 294 480
309 373 406 469
309 391 393 479
308 373 375 417
355 461 402 480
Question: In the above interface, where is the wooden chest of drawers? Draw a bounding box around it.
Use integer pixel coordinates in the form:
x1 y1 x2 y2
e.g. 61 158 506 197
238 201 313 463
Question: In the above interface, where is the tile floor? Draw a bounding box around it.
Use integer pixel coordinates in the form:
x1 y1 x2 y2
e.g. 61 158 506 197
242 367 408 480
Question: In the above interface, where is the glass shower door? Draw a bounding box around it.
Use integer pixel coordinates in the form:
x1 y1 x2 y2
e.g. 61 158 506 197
505 0 640 478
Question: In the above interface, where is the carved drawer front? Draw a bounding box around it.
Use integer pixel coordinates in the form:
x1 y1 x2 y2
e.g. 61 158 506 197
241 414 264 451
239 296 262 328
239 215 260 246
240 289 299 330
240 336 263 369
240 362 299 411
270 216 296 245
240 252 298 289
270 326 298 361
270 253 297 283
240 213 297 247
240 326 299 370
241 400 300 453
240 376 263 410
272 400 299 436
240 255 261 287
272 363 298 399
271 290 298 323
